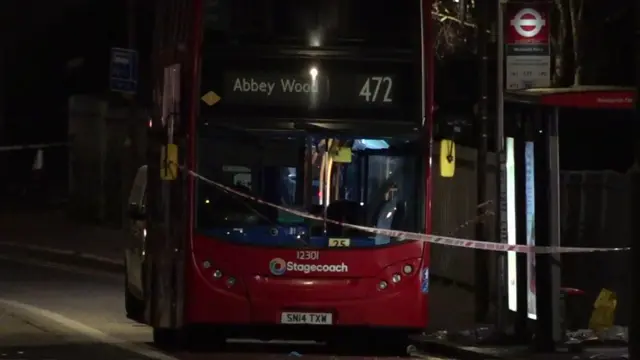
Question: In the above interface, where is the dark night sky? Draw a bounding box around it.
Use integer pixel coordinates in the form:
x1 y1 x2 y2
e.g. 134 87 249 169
2 0 131 144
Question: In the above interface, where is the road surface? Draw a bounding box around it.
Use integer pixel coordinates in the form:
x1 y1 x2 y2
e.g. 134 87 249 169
0 249 444 360
0 307 158 360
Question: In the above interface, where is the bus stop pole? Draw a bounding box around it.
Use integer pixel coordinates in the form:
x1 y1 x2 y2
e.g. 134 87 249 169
495 0 509 335
532 108 559 352
474 0 490 323
532 110 551 351
548 109 562 344
514 113 529 342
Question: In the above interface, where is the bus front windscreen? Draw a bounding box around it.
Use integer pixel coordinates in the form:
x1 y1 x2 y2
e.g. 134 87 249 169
195 134 420 248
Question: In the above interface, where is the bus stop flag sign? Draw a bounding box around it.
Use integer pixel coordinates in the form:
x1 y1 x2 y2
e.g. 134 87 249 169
110 47 138 94
504 3 551 90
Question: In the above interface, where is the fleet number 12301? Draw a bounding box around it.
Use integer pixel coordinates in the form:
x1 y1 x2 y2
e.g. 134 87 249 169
296 250 319 260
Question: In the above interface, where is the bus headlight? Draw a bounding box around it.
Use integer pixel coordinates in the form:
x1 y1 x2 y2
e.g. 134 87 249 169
378 280 388 290
226 277 236 287
213 269 223 279
403 264 413 274
391 273 402 283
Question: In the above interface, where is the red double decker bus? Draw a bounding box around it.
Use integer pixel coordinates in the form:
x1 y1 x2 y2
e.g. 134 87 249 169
124 0 435 350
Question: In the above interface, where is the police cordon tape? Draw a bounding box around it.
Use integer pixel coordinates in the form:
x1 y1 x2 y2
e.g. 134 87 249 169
0 142 68 152
186 169 630 254
0 142 68 171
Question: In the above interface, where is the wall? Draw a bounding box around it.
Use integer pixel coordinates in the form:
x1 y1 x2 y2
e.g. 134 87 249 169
560 170 632 326
68 95 147 227
429 142 498 330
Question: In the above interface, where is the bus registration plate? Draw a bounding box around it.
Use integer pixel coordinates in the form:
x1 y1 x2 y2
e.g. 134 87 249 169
280 312 333 325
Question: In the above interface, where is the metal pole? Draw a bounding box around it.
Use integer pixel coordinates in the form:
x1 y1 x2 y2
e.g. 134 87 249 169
496 0 505 167
0 35 5 195
123 0 138 226
0 6 8 146
475 0 490 323
630 4 640 358
0 47 4 145
514 113 529 341
548 108 562 344
495 0 508 333
533 109 554 352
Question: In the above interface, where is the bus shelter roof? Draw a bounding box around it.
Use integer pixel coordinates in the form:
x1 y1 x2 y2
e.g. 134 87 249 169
504 86 636 110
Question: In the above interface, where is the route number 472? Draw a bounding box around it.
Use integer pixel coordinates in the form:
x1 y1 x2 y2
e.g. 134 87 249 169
359 76 393 103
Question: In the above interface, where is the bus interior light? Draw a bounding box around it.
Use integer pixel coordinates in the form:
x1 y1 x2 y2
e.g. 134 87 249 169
353 139 389 150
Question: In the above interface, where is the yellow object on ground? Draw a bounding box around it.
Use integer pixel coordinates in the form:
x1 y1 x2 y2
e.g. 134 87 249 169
588 288 617 332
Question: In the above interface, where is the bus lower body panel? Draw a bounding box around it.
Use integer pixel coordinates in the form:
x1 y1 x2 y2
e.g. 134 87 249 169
183 263 427 338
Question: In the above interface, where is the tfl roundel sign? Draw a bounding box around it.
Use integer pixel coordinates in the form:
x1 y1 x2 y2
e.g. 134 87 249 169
505 4 549 45
511 8 545 38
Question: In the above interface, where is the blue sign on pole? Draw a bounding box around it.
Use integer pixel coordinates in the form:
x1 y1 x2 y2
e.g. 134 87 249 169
109 47 138 94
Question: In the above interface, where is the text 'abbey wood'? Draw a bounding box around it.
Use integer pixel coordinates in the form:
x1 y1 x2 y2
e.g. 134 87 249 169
232 77 320 96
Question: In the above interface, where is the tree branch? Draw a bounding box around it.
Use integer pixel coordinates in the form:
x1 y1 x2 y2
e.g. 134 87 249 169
432 10 494 35
432 10 477 28
568 0 582 85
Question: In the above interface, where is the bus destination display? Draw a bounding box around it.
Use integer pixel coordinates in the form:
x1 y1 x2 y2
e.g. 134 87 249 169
223 72 399 109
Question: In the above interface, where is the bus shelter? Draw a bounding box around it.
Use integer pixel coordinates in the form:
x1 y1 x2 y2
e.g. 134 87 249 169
503 86 636 350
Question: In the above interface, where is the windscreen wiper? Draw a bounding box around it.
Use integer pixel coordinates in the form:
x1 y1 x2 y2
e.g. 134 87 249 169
217 186 277 225
217 186 310 247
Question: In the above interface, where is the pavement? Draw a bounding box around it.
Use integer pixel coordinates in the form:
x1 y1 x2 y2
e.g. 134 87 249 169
0 209 124 267
0 307 155 360
0 256 167 360
0 209 629 360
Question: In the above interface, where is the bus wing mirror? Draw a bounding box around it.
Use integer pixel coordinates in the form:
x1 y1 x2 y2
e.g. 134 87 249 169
128 204 145 220
439 139 455 178
160 143 178 180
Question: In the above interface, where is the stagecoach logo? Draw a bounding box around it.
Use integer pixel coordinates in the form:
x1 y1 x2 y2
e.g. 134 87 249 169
510 8 546 38
268 258 349 276
269 258 287 276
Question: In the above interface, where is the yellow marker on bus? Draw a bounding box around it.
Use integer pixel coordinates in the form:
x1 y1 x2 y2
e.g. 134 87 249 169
328 238 351 247
160 143 178 180
331 147 352 163
439 139 456 178
201 91 221 106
